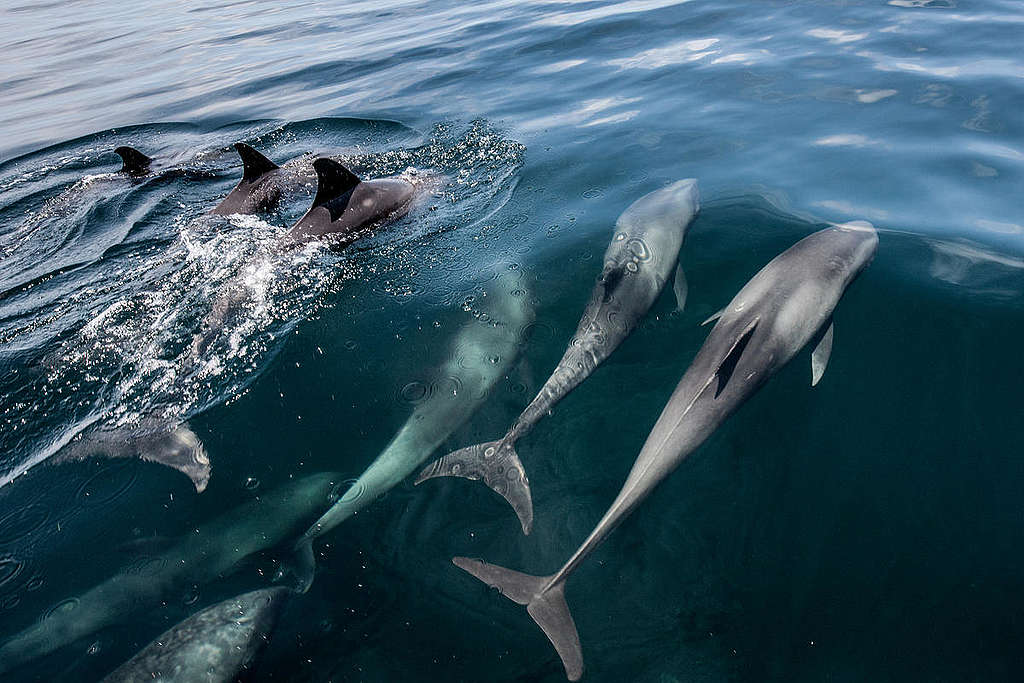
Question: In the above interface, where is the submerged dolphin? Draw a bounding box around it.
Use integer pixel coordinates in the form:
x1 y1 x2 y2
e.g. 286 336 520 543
284 280 535 591
0 471 340 674
449 222 878 680
210 142 307 216
102 587 289 682
416 180 699 533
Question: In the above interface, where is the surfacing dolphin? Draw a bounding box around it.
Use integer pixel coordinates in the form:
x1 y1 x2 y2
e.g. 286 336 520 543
416 179 699 534
449 221 878 680
210 142 307 216
279 157 416 248
283 278 535 592
0 471 340 675
102 587 289 683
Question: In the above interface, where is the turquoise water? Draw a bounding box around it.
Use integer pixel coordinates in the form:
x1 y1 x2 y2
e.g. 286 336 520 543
2 1 1023 681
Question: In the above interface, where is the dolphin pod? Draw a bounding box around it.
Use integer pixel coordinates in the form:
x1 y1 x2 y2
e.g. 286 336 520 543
101 587 290 682
416 179 699 533
448 222 878 680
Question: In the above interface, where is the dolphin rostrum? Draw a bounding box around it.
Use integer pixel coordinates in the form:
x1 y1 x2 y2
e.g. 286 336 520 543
102 587 289 682
448 221 878 680
415 179 699 534
0 471 340 674
283 278 535 592
210 142 297 216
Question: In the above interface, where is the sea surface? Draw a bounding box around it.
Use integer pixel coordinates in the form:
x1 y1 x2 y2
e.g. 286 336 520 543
1 1 1023 681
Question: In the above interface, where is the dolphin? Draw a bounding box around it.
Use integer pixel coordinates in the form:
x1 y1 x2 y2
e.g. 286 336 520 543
447 221 878 680
415 179 699 534
279 157 417 248
210 142 305 216
284 278 535 592
102 587 289 682
0 471 341 674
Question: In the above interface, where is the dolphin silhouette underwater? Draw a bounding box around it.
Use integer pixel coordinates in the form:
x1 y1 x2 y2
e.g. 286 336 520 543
101 587 290 682
0 471 340 674
446 221 879 680
416 179 699 533
283 278 535 591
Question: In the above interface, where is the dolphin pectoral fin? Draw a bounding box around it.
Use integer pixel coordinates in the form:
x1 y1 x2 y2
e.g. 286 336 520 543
672 261 688 313
811 318 834 387
113 146 152 176
234 142 279 182
714 317 759 398
701 308 724 326
415 440 534 534
453 557 583 681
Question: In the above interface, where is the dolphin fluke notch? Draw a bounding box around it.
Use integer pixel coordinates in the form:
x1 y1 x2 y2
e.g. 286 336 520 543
234 142 279 182
311 158 361 214
415 440 533 534
113 146 152 176
453 557 582 681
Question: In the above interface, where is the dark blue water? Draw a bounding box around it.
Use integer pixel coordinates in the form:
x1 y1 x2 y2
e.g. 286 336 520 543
2 1 1023 681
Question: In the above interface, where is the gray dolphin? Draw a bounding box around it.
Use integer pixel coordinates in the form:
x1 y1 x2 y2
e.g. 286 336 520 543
448 221 878 681
0 471 340 674
279 157 416 248
283 278 535 592
415 180 699 534
210 142 304 216
102 587 289 683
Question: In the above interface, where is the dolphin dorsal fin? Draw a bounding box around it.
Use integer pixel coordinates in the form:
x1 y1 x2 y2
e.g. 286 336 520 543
234 142 280 182
714 317 759 398
113 146 152 176
312 158 361 209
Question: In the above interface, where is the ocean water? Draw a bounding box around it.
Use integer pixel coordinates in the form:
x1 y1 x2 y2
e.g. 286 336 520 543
1 1 1023 681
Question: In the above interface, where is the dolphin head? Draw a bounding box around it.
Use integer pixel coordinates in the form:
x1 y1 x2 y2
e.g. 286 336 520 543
618 178 700 234
827 220 879 281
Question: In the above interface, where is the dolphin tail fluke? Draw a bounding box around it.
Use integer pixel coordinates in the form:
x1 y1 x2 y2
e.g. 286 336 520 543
275 534 316 594
414 440 533 534
55 421 211 492
453 556 582 681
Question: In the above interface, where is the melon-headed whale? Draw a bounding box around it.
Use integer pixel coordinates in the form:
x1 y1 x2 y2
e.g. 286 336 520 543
416 180 699 533
447 221 878 680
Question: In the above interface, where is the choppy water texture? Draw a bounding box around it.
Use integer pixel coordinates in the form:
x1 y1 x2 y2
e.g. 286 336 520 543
1 1 1023 681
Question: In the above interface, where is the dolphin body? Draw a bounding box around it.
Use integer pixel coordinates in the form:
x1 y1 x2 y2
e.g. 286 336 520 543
102 587 289 683
449 222 879 681
416 180 700 534
0 471 341 675
285 279 535 592
210 142 310 216
279 157 416 248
